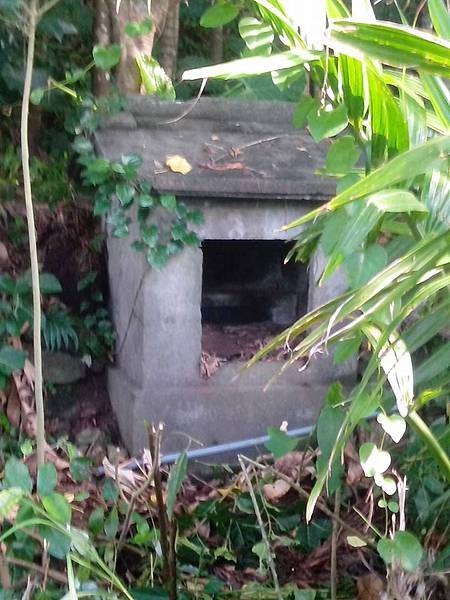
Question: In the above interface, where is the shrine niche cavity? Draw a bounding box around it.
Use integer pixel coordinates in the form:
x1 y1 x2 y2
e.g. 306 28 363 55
95 97 356 455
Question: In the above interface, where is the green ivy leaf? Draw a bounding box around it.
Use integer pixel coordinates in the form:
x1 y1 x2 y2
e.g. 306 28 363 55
160 194 177 211
124 18 152 38
0 346 27 375
325 135 360 174
41 526 71 560
167 452 188 519
141 224 159 248
30 88 44 105
147 246 170 270
377 531 423 572
73 136 93 155
265 427 299 459
37 463 57 496
116 182 135 207
94 195 111 216
93 44 122 70
42 492 72 524
308 104 348 142
138 194 155 208
39 273 62 294
70 457 93 483
293 97 318 129
200 3 239 28
102 478 119 503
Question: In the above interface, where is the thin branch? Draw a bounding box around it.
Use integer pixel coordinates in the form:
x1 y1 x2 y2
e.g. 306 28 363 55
4 556 68 585
330 487 341 600
117 457 157 554
238 456 282 600
21 0 46 467
37 0 61 18
158 78 207 125
242 455 376 549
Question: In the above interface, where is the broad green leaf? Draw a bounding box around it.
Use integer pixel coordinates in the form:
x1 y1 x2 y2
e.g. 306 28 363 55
41 526 71 560
359 442 391 477
93 44 121 70
88 506 105 537
329 20 450 76
428 0 450 40
415 341 450 387
42 492 72 524
420 74 450 130
345 244 388 289
339 54 366 125
403 299 450 353
367 67 409 164
124 18 152 38
282 135 450 230
368 189 427 213
334 334 362 364
239 17 274 52
265 427 299 458
167 452 187 519
5 457 32 493
317 405 345 458
325 135 360 173
200 3 239 28
0 488 23 518
307 104 348 142
326 0 350 19
0 346 27 374
182 50 319 81
40 273 62 294
136 56 175 100
293 97 318 129
37 463 58 496
377 531 423 571
104 506 119 539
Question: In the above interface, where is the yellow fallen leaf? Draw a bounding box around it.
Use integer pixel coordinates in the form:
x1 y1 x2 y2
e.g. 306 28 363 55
165 154 192 175
346 535 367 548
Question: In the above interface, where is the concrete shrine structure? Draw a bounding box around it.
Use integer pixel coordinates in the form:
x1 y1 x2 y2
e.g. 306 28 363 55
95 97 355 455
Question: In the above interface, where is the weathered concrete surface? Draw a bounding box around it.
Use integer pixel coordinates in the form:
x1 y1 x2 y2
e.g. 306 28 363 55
96 97 335 201
96 98 356 456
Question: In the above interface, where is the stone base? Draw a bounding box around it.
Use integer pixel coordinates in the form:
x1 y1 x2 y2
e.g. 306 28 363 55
109 358 353 457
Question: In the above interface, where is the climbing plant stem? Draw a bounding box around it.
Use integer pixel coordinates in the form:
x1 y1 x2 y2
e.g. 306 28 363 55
21 0 46 467
407 410 450 483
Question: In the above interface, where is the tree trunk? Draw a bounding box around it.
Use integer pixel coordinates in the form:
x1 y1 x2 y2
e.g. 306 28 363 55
210 26 223 64
159 0 180 79
93 0 112 96
92 0 172 95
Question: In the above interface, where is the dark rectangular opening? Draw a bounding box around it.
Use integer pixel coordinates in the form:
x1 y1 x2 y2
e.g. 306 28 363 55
201 240 308 365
